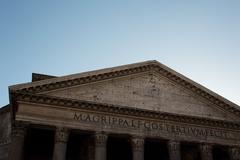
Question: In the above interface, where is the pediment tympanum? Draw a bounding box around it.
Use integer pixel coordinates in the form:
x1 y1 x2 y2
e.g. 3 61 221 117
43 71 239 122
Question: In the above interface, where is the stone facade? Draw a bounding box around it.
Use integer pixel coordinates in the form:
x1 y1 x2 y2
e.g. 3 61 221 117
0 105 11 160
1 60 240 160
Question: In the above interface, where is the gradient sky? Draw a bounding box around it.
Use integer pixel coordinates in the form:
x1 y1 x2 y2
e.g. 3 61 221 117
0 0 240 107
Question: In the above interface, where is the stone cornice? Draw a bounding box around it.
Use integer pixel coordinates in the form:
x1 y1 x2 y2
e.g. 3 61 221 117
10 62 240 118
12 92 240 130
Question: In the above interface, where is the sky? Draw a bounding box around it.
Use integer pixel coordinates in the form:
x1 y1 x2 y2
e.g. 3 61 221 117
0 0 240 107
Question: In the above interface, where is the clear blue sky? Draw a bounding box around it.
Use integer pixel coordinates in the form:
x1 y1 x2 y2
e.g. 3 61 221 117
1 0 240 107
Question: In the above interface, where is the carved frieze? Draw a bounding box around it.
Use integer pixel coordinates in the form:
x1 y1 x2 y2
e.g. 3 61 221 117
72 112 237 142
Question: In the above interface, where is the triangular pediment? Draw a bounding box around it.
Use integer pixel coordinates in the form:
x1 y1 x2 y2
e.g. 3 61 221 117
10 60 240 122
42 71 239 122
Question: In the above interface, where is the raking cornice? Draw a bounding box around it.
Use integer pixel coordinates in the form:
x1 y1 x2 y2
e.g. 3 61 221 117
9 61 240 118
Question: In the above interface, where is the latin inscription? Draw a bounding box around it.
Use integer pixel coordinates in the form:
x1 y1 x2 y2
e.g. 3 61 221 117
73 112 231 140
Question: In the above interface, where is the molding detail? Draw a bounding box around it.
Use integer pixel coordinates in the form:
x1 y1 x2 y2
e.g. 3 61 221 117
55 127 69 143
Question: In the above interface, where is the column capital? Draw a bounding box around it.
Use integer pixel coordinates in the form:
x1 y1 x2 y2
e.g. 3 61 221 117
229 146 240 160
168 140 180 152
200 143 212 153
95 132 108 147
200 143 213 160
55 127 69 143
168 140 181 160
9 121 28 160
12 121 28 138
94 132 107 160
131 136 145 152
